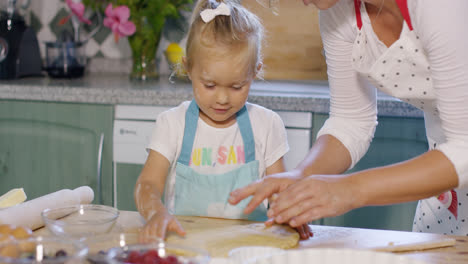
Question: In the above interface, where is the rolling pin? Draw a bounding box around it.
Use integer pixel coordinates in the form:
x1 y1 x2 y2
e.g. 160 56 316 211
0 186 94 230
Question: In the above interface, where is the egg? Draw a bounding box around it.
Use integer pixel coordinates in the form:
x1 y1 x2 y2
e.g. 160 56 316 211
11 226 32 239
0 244 20 258
0 224 15 235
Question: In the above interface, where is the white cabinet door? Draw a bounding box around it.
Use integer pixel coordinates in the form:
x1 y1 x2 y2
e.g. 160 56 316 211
284 128 311 171
275 111 312 171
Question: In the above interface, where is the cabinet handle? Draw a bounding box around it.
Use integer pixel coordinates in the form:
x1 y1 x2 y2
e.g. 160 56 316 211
97 133 104 204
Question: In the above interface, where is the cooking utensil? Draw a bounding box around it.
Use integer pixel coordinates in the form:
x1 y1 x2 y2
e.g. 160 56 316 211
0 186 94 230
0 0 42 79
44 11 102 78
44 39 86 78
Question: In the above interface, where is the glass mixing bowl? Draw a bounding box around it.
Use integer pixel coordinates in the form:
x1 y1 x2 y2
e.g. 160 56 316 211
106 242 210 264
41 204 119 239
0 235 88 264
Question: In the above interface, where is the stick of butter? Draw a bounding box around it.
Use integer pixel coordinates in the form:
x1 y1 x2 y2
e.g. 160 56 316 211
0 188 27 209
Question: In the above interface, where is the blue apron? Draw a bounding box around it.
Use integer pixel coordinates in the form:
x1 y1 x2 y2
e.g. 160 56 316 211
173 100 267 221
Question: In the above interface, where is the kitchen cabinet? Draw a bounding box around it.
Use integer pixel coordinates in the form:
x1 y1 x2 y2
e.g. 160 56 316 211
114 163 143 211
113 105 170 211
276 111 313 171
311 113 428 231
0 100 113 205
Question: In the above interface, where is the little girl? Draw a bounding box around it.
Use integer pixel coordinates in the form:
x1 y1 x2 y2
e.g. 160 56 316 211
134 0 289 239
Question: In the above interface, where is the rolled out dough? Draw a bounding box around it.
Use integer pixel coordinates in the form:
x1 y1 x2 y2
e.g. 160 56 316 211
166 221 300 257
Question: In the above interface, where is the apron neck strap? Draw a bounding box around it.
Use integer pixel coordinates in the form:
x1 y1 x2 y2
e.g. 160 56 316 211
395 0 413 31
236 104 256 163
354 0 363 30
177 100 256 165
178 100 200 165
354 0 413 31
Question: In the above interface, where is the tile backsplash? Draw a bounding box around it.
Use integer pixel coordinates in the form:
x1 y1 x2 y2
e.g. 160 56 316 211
20 0 192 75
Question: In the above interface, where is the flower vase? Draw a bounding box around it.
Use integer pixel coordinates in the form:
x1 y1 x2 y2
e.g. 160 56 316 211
127 16 164 81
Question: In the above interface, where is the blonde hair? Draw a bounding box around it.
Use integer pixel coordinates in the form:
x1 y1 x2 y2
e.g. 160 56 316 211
185 0 264 77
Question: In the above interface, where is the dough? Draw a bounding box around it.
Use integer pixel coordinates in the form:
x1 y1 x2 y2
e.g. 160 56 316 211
166 221 300 257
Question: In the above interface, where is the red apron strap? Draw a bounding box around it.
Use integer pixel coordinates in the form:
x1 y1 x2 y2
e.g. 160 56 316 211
395 0 414 31
354 0 413 31
354 0 363 30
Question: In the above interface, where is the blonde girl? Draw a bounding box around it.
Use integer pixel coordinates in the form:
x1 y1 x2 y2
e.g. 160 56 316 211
134 0 292 240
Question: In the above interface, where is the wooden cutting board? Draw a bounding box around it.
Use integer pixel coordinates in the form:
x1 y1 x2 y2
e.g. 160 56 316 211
242 0 328 80
116 212 455 254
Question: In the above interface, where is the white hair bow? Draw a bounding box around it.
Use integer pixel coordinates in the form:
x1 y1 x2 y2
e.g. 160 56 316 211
200 3 231 23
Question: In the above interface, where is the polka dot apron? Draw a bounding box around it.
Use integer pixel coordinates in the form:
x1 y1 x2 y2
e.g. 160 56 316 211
352 0 468 235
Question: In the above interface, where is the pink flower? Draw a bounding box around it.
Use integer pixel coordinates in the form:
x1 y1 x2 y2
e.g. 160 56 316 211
65 0 91 25
103 4 136 43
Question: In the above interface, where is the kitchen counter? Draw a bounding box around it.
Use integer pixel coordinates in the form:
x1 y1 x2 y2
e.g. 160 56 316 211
0 74 424 117
107 211 468 263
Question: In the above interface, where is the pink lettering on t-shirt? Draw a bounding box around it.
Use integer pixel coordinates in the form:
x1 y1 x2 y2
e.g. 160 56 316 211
236 145 245 164
218 146 227 165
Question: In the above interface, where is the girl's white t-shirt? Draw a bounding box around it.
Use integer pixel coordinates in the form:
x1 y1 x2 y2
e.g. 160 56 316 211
148 101 289 211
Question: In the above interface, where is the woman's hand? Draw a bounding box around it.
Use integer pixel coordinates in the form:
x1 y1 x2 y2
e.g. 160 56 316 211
140 208 186 241
228 170 302 215
265 213 314 240
268 174 358 227
266 193 314 240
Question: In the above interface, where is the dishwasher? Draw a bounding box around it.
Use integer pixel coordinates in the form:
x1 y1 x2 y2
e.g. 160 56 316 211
113 105 170 210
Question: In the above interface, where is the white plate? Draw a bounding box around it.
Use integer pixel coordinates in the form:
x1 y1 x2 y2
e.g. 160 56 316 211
254 248 428 264
228 246 285 264
209 257 233 264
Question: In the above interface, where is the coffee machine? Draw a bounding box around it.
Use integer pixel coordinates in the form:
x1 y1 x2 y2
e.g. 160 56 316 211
0 0 42 79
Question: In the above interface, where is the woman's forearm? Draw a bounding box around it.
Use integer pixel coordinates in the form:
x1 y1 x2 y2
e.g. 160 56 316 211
296 134 353 177
296 134 459 207
351 150 459 208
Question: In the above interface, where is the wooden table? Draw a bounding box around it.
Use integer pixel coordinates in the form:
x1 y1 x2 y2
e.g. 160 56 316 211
36 210 468 263
113 211 468 264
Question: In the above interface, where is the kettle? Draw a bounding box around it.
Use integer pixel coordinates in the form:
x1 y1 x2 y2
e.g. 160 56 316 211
44 31 86 79
0 0 42 79
44 9 102 79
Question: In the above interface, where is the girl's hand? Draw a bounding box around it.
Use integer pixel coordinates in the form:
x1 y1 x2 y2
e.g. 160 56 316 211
140 208 186 241
268 174 358 228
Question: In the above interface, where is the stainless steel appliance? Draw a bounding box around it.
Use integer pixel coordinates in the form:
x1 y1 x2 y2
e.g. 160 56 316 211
0 0 42 79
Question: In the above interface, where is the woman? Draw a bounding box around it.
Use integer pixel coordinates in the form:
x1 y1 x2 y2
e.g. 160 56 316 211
229 0 468 237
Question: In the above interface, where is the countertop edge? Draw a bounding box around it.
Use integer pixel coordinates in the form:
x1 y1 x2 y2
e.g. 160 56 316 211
0 76 424 118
